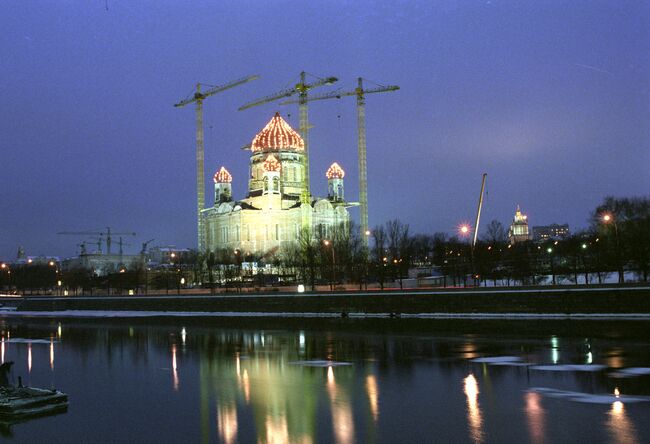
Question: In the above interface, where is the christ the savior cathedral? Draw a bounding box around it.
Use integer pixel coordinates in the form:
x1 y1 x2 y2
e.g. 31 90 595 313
202 113 353 257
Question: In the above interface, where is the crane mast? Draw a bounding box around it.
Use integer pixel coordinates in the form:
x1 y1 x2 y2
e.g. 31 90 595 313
298 72 311 200
280 77 399 247
473 173 487 249
175 75 259 252
356 78 369 246
195 86 205 252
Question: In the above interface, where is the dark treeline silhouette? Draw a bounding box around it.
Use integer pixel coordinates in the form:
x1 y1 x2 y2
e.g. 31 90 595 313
2 196 648 294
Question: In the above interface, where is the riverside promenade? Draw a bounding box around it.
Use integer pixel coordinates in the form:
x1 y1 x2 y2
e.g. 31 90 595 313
5 285 650 319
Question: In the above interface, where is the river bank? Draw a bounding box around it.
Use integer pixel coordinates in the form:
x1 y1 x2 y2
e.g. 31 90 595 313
4 284 650 318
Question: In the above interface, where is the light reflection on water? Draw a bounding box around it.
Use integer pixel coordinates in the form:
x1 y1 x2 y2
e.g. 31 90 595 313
608 401 638 444
524 391 545 444
366 374 379 422
0 319 649 443
171 343 179 391
464 374 483 443
216 402 237 444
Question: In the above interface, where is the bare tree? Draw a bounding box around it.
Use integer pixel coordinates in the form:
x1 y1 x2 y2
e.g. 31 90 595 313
483 220 507 243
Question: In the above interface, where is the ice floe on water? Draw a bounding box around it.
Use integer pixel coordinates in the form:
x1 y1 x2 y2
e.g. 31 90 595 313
471 356 523 363
610 367 650 378
289 360 352 367
489 361 532 367
5 338 54 344
470 356 531 366
529 387 650 404
530 364 606 372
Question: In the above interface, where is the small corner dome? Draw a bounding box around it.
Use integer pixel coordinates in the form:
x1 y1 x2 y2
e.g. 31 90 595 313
326 162 345 179
214 166 232 183
251 112 304 152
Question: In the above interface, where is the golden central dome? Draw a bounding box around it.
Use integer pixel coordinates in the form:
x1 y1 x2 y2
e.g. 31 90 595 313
251 112 304 152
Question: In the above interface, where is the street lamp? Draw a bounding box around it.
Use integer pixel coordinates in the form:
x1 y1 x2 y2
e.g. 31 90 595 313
0 263 9 292
458 223 473 286
323 240 335 291
601 213 623 283
547 247 556 285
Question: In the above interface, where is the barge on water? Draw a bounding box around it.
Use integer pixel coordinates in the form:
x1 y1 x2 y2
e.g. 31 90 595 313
0 386 68 419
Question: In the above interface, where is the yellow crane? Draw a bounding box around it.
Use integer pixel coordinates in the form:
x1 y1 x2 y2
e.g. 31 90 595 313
239 71 337 201
281 77 399 247
174 75 259 252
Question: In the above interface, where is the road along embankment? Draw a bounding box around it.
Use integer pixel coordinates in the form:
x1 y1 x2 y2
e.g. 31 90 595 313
12 286 650 318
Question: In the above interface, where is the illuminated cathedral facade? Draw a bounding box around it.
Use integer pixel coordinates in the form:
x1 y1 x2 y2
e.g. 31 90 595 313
202 113 353 257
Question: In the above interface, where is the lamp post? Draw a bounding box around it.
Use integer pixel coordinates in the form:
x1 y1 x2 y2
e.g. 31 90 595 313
234 249 242 293
48 260 58 295
459 224 472 287
602 213 623 284
0 263 9 292
323 240 335 291
547 247 556 285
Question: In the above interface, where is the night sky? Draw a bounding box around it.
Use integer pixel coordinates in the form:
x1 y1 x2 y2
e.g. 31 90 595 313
1 0 648 259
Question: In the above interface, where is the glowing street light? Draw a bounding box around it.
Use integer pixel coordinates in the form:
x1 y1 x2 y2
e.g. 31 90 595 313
547 247 556 285
601 212 623 283
323 240 335 291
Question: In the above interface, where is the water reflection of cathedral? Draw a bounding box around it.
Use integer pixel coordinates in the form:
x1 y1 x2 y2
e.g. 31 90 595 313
196 331 378 444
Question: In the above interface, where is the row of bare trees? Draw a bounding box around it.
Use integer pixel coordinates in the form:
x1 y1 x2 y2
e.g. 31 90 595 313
3 196 647 294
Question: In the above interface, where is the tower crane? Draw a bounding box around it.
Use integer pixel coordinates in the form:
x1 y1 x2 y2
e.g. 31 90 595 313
280 77 399 247
239 71 338 201
140 238 155 255
174 75 260 252
57 228 136 255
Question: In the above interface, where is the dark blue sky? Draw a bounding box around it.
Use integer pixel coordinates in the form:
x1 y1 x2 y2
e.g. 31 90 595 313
1 0 648 258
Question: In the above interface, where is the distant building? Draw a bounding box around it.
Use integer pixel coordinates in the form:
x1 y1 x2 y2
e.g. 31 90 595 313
147 246 192 266
532 224 570 242
508 205 530 244
62 253 143 276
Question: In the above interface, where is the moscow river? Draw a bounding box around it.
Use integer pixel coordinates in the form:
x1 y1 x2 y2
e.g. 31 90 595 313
0 316 649 443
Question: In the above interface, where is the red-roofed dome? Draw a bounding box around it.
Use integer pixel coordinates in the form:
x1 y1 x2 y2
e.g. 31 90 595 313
326 162 345 179
213 166 232 183
251 112 304 152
